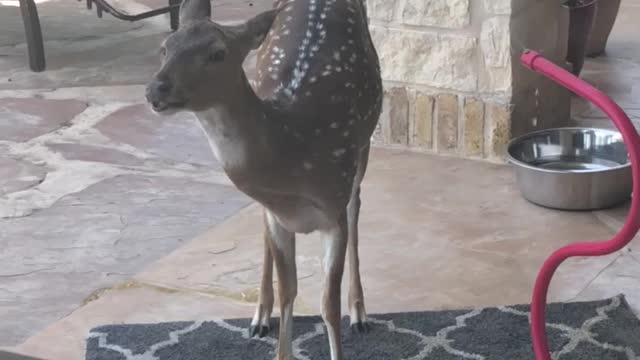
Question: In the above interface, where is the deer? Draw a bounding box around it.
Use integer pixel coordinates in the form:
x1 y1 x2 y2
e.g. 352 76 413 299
145 0 383 359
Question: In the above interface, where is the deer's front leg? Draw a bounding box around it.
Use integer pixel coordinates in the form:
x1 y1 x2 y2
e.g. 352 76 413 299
265 211 297 360
250 215 274 337
321 216 349 360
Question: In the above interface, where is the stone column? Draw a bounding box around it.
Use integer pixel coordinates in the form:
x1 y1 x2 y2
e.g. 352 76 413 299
367 0 571 161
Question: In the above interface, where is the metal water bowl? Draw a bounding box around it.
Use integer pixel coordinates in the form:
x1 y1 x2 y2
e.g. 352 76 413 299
507 127 632 210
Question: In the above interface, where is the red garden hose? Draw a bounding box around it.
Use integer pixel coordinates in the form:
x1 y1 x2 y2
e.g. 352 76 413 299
520 50 640 359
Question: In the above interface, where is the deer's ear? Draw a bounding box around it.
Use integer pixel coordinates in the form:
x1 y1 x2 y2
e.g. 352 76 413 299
240 9 278 49
179 0 211 25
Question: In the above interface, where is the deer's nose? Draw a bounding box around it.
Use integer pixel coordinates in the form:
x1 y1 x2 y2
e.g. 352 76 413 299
147 79 173 99
146 79 175 112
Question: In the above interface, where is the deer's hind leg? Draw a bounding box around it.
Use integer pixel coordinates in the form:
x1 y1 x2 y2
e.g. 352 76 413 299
250 210 275 337
321 215 349 360
348 144 370 333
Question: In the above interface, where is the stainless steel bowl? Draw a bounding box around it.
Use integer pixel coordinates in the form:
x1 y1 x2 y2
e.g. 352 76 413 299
507 127 631 210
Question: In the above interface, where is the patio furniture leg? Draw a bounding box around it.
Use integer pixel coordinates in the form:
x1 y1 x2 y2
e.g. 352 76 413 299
18 0 46 72
169 0 181 30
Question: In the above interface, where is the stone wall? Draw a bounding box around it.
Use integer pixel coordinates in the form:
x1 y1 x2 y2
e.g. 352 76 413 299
367 0 571 161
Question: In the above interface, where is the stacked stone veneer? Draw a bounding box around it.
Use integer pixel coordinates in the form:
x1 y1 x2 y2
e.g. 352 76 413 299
367 0 571 161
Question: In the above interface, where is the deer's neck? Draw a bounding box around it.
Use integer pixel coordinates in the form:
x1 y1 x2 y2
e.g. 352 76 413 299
194 73 271 171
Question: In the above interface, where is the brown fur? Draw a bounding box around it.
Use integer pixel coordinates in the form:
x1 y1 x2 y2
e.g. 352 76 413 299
145 1 383 358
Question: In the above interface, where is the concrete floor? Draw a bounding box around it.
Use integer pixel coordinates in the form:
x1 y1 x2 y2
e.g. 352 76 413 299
571 0 640 129
0 0 268 347
1 0 640 359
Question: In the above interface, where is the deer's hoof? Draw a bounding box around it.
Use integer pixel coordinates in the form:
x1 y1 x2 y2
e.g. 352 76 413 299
350 321 370 334
249 324 271 338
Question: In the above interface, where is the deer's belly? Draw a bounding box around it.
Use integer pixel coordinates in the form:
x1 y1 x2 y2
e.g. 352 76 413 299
272 204 331 234
256 191 333 234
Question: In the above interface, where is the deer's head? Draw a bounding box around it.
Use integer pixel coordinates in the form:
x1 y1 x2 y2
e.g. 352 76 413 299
146 0 277 113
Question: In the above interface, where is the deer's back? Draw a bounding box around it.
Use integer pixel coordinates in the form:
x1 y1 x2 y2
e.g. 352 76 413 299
254 0 382 140
233 0 382 228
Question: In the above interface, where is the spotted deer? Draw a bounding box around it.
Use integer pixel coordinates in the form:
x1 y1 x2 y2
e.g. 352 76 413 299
145 0 383 358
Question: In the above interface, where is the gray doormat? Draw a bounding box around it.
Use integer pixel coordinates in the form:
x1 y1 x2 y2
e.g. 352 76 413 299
86 295 640 360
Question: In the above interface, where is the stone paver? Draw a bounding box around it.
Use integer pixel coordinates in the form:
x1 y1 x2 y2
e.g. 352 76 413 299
0 89 254 345
95 104 219 168
0 0 271 346
47 143 145 167
1 0 165 90
0 152 47 196
1 174 250 345
0 0 269 91
0 98 88 142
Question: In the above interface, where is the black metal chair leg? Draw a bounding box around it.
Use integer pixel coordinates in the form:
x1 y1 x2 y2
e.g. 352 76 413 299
18 0 46 72
169 0 181 31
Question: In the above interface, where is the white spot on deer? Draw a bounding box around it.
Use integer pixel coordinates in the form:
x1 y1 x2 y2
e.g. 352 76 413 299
330 122 339 129
303 162 313 170
333 149 346 157
342 130 350 137
284 0 338 92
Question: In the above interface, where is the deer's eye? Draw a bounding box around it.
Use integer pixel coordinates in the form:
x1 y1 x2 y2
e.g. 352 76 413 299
159 47 167 57
209 50 226 63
